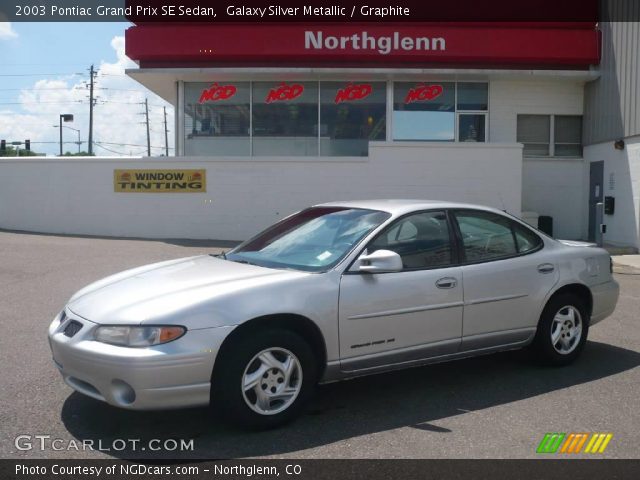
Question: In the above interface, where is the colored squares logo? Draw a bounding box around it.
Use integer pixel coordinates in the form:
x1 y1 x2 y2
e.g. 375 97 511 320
584 433 614 453
537 433 565 453
537 433 613 454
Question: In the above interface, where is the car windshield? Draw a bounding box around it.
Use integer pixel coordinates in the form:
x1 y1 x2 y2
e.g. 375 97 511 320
225 207 390 272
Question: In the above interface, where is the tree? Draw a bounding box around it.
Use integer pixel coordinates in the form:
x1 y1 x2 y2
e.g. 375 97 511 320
61 151 95 156
0 146 42 157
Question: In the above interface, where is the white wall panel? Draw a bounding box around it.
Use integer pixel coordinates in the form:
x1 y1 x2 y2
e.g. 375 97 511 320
0 143 522 240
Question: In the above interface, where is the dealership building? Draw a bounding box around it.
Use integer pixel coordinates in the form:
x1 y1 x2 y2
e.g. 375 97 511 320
1 3 639 251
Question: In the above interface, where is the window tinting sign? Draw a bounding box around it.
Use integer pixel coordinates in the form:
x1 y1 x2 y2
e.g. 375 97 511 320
334 83 373 103
114 169 206 193
265 82 305 103
198 83 237 103
404 84 444 104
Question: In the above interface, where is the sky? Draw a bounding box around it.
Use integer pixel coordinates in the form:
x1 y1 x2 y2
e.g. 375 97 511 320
0 22 174 156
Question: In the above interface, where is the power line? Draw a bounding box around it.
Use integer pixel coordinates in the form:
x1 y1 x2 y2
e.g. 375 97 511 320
93 143 133 155
1 63 92 66
0 87 85 92
94 140 173 150
99 100 145 105
0 113 90 117
97 87 151 93
94 142 151 156
2 140 170 149
22 141 84 145
0 73 84 77
0 101 85 105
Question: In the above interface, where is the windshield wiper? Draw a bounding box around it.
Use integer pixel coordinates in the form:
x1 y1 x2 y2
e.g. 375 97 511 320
229 259 258 266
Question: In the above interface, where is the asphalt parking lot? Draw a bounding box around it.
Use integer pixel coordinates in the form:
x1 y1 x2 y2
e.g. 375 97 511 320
1 230 639 459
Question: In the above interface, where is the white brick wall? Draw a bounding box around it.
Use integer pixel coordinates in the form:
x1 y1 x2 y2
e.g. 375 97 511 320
0 143 522 240
0 78 596 241
489 79 585 142
584 136 640 250
489 79 588 240
521 159 588 240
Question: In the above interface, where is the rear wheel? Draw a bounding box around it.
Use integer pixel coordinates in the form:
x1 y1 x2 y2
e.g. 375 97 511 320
211 328 317 429
532 293 589 366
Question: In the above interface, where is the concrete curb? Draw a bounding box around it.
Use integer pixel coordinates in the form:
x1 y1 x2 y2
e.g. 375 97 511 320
613 264 640 275
613 255 640 274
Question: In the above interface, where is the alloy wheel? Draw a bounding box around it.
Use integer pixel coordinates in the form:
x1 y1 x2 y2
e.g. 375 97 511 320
550 305 583 355
241 347 303 415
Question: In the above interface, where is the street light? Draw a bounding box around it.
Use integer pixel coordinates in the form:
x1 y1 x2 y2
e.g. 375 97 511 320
52 125 81 154
58 114 74 156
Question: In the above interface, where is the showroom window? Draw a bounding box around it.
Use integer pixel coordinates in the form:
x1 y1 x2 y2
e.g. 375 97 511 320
183 81 385 157
393 82 455 141
252 82 319 156
457 83 488 142
517 114 582 157
320 82 387 156
184 82 250 156
182 81 492 156
393 82 488 142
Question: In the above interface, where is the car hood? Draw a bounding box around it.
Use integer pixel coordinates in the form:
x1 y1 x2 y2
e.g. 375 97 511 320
67 255 303 324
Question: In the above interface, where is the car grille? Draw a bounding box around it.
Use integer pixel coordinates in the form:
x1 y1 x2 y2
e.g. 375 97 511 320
63 320 83 338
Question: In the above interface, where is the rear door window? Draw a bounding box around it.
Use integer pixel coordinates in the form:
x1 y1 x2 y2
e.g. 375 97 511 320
454 210 517 262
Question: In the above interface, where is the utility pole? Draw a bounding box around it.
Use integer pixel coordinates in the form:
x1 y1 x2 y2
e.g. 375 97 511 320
144 98 151 157
88 64 96 156
163 106 169 156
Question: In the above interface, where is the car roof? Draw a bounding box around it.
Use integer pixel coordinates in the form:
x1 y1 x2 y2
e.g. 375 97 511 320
315 199 510 216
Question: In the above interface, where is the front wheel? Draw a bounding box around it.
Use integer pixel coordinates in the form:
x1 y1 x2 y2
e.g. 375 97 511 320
211 329 317 429
531 293 589 366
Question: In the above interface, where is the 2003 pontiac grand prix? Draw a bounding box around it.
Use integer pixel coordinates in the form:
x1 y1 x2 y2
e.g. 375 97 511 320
48 200 619 428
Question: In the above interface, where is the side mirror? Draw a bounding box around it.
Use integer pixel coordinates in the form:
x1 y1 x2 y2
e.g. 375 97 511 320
357 249 403 273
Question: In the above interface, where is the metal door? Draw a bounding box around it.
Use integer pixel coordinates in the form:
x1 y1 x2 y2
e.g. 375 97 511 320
588 161 604 242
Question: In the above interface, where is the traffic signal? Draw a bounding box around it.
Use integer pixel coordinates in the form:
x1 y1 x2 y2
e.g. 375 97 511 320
0 139 5 152
25 139 30 151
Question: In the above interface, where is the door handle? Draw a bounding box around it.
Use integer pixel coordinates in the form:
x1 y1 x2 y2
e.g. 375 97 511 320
436 277 458 289
537 263 555 274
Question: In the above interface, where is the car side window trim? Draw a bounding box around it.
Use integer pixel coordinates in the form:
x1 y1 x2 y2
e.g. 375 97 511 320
512 221 544 254
449 209 544 266
345 209 460 274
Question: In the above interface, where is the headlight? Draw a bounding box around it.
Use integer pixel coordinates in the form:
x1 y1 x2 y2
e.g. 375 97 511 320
94 325 186 347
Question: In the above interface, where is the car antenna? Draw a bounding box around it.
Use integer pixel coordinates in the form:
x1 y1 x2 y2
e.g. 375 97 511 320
498 192 508 214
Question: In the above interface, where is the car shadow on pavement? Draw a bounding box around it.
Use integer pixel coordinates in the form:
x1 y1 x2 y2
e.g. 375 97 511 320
60 341 640 459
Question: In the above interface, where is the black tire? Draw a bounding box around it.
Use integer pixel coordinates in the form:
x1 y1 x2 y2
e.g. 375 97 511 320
210 328 317 429
531 293 589 366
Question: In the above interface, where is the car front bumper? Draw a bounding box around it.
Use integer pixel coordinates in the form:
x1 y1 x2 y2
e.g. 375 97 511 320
48 310 235 410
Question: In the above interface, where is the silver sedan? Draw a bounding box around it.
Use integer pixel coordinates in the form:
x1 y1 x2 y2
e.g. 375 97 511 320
48 200 619 428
